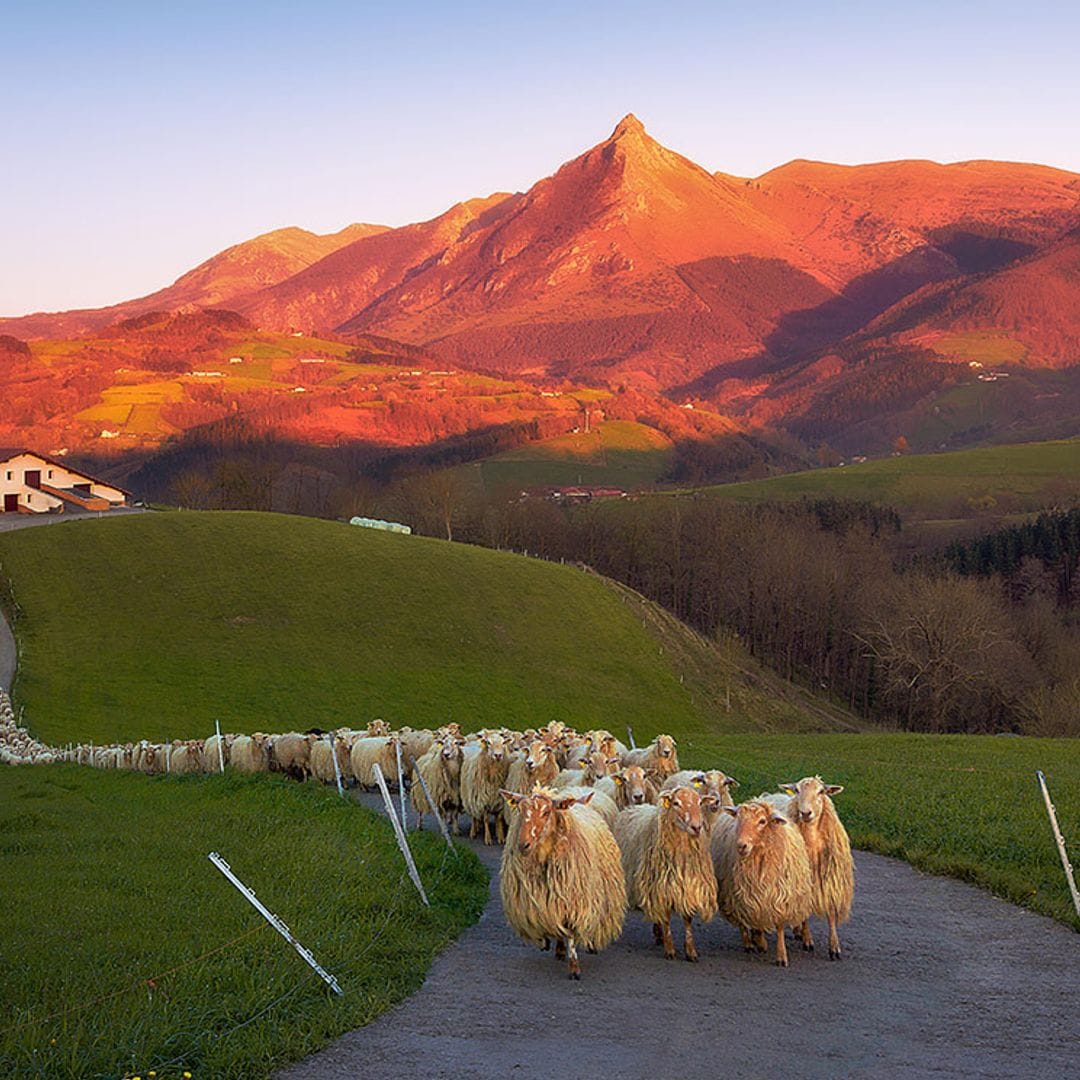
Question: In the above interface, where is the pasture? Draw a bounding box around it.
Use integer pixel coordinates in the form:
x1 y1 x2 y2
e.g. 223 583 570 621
696 437 1080 519
0 765 487 1079
0 511 846 746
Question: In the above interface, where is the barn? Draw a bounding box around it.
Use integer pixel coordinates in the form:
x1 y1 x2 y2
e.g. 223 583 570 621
0 450 129 515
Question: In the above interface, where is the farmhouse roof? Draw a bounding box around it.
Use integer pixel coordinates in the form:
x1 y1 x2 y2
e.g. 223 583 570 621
0 448 132 495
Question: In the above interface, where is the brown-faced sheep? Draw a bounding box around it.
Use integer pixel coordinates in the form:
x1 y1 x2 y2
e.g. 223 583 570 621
461 732 510 844
595 765 660 810
503 740 560 829
202 732 234 773
271 733 314 781
499 787 626 979
169 740 204 775
774 777 854 960
230 733 272 774
662 769 739 828
613 786 719 961
711 798 813 967
411 737 466 833
622 734 679 779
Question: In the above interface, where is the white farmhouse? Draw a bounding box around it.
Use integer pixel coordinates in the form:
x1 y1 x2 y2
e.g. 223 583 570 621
0 449 129 515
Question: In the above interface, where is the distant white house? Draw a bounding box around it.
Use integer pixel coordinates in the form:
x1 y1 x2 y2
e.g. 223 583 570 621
0 449 129 515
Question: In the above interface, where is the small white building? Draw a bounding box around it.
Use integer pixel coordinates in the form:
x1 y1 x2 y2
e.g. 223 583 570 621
0 449 129 515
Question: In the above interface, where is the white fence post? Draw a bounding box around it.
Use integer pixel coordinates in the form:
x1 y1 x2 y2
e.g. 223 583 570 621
1037 770 1080 919
373 763 429 905
329 734 344 799
395 739 407 828
208 852 342 995
627 726 637 751
215 719 225 774
409 754 454 851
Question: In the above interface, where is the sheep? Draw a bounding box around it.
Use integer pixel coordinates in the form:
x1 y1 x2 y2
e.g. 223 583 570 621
772 777 854 960
410 737 466 833
461 732 510 844
271 732 315 781
499 787 627 979
350 734 402 789
230 733 272 774
503 740 560 829
622 733 679 779
310 735 351 785
613 786 719 961
201 732 233 772
553 785 619 830
552 751 615 791
711 798 813 967
398 726 435 762
169 740 204 775
662 769 739 828
595 764 659 810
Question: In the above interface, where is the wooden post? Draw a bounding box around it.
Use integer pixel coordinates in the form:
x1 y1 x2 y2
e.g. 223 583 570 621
409 754 454 850
1037 770 1080 919
373 763 428 905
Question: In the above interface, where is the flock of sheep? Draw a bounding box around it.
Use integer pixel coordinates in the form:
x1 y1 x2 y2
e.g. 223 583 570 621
1 693 854 981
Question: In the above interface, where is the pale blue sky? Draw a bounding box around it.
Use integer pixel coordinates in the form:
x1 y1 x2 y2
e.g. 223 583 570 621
3 0 1078 316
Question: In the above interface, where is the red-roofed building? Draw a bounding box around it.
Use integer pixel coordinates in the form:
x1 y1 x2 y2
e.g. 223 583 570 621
0 450 129 515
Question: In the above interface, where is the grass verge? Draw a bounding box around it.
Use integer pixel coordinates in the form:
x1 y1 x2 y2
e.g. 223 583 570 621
0 766 488 1079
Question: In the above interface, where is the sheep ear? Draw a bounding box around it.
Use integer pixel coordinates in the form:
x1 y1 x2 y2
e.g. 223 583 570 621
575 791 595 806
779 784 797 796
721 805 738 817
725 776 739 788
824 784 844 796
770 813 788 825
659 792 673 809
554 794 580 810
500 789 522 808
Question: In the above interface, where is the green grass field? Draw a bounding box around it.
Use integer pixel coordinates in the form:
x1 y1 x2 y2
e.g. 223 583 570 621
0 766 487 1079
0 510 717 745
696 437 1080 518
457 420 674 499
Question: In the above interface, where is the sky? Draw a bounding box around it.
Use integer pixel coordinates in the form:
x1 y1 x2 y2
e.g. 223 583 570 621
3 0 1079 317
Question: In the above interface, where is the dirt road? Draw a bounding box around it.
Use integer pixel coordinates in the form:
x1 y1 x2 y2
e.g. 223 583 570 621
279 801 1079 1080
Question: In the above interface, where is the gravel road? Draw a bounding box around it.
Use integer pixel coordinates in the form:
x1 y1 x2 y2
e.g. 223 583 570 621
279 799 1079 1080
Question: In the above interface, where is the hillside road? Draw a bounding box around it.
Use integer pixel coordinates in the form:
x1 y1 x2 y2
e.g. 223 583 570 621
279 793 1079 1080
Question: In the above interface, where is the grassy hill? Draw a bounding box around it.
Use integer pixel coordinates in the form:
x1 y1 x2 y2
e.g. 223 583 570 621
0 766 486 1079
0 510 851 745
696 437 1080 519
455 419 674 499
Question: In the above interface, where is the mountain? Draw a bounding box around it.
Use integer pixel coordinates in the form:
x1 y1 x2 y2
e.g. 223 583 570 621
0 222 386 339
3 116 1079 456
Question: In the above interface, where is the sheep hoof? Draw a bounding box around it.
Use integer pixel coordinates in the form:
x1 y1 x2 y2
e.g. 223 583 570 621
775 958 788 967
684 953 699 963
829 950 841 961
664 950 676 961
587 947 597 954
803 942 814 952
569 972 581 981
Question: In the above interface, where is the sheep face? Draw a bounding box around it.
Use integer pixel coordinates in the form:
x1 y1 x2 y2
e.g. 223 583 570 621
723 800 789 855
524 740 554 773
614 766 651 805
659 786 709 838
654 734 676 759
440 738 465 761
779 776 844 824
501 789 588 858
481 733 507 762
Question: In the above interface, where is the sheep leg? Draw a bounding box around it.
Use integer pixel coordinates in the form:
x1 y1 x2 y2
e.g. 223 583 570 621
566 936 581 980
661 913 676 961
828 916 841 960
483 814 492 846
653 922 665 947
415 811 425 832
774 923 789 967
469 816 479 840
800 919 814 952
739 926 753 952
496 814 507 845
541 937 551 952
683 915 699 963
555 938 566 961
752 929 768 953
